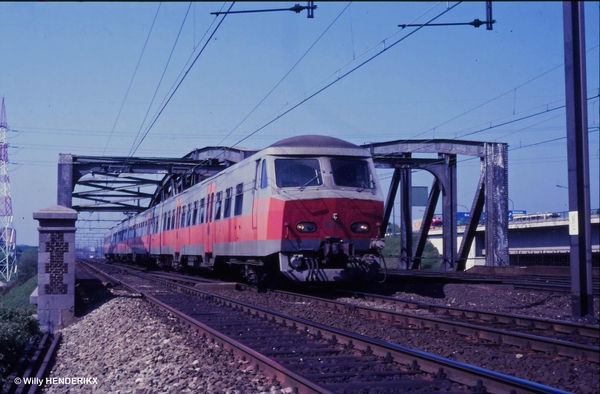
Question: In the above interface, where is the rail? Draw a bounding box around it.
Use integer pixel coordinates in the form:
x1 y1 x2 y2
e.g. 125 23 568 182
80 260 573 393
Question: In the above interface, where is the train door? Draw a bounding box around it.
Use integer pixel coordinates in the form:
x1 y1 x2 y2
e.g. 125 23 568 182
252 159 262 229
174 198 182 259
147 209 153 257
252 158 268 231
205 182 216 260
158 203 164 257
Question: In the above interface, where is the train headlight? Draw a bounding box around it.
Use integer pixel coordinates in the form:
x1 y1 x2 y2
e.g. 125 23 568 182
350 222 370 233
296 222 317 233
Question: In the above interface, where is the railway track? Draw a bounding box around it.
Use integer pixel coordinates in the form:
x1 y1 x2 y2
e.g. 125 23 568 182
78 260 573 393
3 333 61 394
332 287 599 342
385 269 600 295
256 286 599 362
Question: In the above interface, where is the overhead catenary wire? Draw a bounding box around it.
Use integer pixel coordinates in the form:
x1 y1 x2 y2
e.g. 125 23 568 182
231 2 462 148
183 2 454 176
140 2 229 138
128 3 194 157
102 3 162 156
129 2 236 157
86 2 236 227
216 2 353 147
393 44 600 147
232 2 446 145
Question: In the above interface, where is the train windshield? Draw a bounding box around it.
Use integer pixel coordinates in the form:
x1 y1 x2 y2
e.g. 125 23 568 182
275 159 322 189
331 159 374 190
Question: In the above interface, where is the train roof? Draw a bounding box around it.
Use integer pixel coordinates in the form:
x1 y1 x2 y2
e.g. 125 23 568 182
264 135 370 157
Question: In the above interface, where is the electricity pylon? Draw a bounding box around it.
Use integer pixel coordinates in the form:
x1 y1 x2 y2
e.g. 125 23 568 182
0 97 17 282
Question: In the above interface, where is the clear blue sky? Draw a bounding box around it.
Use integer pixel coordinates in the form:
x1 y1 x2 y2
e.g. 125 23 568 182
0 2 598 247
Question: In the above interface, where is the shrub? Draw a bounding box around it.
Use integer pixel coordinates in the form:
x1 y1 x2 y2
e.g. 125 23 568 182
381 233 440 269
0 307 40 387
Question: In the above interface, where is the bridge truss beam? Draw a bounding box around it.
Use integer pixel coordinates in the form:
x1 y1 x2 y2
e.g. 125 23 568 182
363 139 508 270
58 146 258 214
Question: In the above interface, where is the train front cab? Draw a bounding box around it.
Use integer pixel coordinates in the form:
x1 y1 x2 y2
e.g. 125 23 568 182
254 145 386 282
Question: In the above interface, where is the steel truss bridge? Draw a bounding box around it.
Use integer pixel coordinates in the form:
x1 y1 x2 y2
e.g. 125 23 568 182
57 139 508 271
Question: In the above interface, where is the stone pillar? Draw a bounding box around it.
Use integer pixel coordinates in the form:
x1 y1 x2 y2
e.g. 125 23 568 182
33 205 77 333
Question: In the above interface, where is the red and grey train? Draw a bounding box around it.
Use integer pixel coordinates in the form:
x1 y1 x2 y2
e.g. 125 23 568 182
103 135 385 282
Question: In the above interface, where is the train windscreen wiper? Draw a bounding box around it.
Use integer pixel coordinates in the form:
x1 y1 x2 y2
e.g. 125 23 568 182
299 170 320 191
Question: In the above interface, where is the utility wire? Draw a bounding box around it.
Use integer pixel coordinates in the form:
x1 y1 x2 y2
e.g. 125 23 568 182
145 2 228 133
103 3 162 155
130 2 235 156
510 126 598 152
185 2 447 174
234 2 444 145
217 2 353 147
129 3 193 157
232 2 461 148
403 44 600 143
456 102 566 139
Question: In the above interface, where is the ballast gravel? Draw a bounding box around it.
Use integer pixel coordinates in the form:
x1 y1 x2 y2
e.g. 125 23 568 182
42 281 599 394
213 284 599 394
43 289 283 394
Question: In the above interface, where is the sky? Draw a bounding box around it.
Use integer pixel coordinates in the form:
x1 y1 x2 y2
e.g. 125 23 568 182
0 1 598 247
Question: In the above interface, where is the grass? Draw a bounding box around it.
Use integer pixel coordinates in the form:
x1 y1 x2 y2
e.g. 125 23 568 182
382 234 441 269
0 281 40 389
0 275 37 312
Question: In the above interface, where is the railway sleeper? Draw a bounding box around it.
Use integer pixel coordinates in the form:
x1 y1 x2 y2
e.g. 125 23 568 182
260 348 343 357
301 369 425 380
279 355 380 364
243 340 333 348
321 378 454 391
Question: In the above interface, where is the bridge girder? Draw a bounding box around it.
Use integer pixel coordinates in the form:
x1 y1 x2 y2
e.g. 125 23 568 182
58 139 508 269
58 146 258 214
362 139 508 270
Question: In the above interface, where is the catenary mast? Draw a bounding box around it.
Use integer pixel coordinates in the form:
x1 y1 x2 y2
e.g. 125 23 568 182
0 97 17 282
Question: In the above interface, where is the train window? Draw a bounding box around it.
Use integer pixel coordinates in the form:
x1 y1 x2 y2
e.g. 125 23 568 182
234 183 244 216
199 198 205 224
214 192 222 220
275 159 322 188
181 206 186 228
260 160 268 189
163 213 168 232
331 159 374 189
224 188 232 218
192 202 198 225
187 204 192 226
